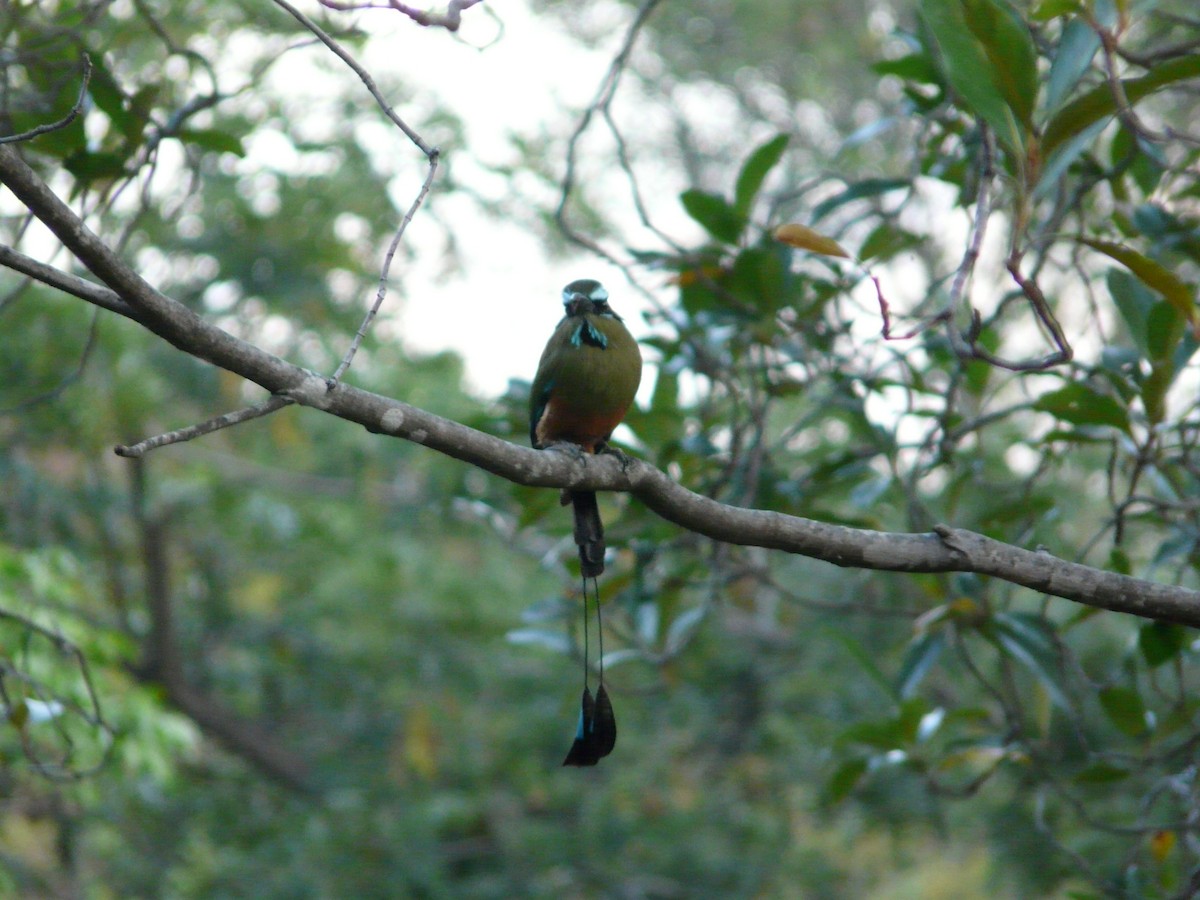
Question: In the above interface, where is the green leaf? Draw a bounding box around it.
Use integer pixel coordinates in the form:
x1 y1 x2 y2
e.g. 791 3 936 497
665 605 706 655
177 128 247 158
1098 685 1148 737
896 631 945 699
839 697 930 749
1044 19 1100 115
823 757 868 805
1139 621 1188 668
1032 382 1131 434
811 178 909 222
986 612 1071 711
505 628 571 654
826 627 898 703
1032 0 1083 19
1080 237 1196 330
1073 761 1131 784
63 150 128 182
680 189 746 245
1108 267 1157 360
727 246 789 312
962 0 1039 130
1145 300 1185 362
872 53 941 84
1043 54 1200 162
920 0 1029 158
858 223 922 263
733 133 789 218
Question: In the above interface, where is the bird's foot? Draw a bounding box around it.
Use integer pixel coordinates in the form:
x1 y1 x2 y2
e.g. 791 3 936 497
596 442 634 473
542 440 589 464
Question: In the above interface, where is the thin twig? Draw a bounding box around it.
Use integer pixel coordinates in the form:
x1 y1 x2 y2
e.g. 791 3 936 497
271 0 440 387
330 156 438 383
114 395 295 458
273 0 436 155
554 0 666 255
0 606 114 780
0 54 93 145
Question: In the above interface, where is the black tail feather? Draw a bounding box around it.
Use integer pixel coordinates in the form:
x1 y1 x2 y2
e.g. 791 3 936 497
561 684 617 766
570 490 605 577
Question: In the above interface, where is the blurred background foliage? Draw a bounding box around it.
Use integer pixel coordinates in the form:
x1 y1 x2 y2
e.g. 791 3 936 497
3 0 1200 896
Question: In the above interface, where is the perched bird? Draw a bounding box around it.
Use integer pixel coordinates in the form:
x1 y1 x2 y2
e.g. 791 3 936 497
530 278 642 766
530 278 643 577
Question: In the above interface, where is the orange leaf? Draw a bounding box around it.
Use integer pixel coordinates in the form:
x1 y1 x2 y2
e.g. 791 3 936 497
773 223 849 258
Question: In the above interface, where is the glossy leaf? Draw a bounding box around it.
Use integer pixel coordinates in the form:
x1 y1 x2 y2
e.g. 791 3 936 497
1043 54 1200 162
1080 237 1197 330
872 53 941 84
921 0 1029 157
858 223 922 262
178 128 247 157
987 612 1071 712
1098 686 1148 737
505 628 572 654
1032 382 1131 435
733 133 789 218
1138 621 1187 668
811 177 909 221
823 757 868 805
1108 267 1157 360
961 0 1038 130
1073 762 1131 784
681 189 746 245
1031 0 1083 19
827 627 898 703
1043 19 1100 115
896 630 946 699
665 605 707 655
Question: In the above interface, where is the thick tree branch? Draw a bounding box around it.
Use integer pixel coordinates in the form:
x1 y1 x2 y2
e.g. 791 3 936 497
4 144 1200 627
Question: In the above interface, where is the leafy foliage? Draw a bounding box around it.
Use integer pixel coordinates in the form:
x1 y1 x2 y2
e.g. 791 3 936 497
3 0 1200 897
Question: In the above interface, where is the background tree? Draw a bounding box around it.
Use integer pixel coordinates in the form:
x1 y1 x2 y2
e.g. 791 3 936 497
3 0 1200 896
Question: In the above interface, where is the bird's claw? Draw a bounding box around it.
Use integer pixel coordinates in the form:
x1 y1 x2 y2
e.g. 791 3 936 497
543 441 589 464
597 442 634 473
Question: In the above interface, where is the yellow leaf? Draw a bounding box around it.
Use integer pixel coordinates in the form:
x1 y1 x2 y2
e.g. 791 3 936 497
233 572 284 616
404 703 439 781
1151 829 1176 862
773 223 849 258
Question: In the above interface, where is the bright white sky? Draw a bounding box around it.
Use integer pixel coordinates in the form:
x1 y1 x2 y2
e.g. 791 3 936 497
345 0 671 398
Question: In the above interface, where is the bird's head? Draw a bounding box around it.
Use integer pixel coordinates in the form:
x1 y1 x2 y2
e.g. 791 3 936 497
562 278 615 318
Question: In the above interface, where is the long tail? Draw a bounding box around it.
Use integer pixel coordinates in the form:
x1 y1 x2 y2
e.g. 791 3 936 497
569 490 605 577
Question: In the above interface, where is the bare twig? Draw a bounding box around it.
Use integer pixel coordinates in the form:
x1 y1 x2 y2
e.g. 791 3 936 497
0 54 92 145
329 156 438 384
114 395 296 458
0 606 114 780
320 0 484 31
273 0 436 155
554 0 666 256
271 0 440 387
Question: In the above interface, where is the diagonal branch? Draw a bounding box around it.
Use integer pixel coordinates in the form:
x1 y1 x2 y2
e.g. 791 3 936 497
4 143 1200 627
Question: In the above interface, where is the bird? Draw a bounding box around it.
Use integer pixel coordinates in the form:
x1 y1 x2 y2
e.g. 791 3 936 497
530 278 642 766
530 278 643 578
